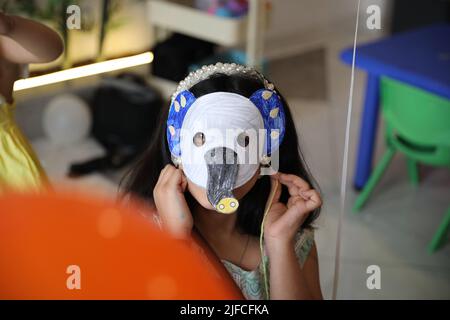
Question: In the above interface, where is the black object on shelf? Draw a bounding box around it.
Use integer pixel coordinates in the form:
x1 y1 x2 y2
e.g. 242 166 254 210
151 33 216 82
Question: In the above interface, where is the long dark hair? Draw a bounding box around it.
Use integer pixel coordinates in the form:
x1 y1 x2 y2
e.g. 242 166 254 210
120 73 321 236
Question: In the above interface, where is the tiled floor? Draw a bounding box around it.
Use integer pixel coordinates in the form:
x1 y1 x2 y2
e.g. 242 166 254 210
30 32 450 300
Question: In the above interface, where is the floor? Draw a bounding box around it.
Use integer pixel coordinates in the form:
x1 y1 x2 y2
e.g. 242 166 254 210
29 33 450 300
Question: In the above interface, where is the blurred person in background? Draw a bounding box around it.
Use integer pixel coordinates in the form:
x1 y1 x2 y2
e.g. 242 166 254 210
0 11 63 192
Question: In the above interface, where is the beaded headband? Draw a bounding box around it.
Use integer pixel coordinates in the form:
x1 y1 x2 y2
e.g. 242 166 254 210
170 62 275 102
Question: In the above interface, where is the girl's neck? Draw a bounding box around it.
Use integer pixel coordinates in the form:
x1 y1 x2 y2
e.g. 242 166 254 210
193 203 240 239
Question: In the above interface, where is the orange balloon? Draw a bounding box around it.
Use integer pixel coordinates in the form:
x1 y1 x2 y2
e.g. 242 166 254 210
0 191 243 299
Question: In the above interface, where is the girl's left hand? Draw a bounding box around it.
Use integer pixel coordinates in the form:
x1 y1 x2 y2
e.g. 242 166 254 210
264 173 322 251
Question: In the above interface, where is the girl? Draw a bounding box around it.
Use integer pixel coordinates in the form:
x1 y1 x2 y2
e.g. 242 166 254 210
122 65 323 300
0 11 63 192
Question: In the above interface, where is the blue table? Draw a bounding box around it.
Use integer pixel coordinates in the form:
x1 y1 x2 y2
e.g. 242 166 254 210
341 23 450 190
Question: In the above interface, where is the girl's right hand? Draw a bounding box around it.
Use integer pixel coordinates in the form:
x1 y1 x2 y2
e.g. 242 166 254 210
153 164 193 239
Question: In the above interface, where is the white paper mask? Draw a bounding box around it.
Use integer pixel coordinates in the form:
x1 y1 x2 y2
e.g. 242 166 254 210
180 92 264 191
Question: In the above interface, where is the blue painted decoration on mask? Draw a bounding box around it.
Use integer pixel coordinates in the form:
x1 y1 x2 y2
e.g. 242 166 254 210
166 90 197 157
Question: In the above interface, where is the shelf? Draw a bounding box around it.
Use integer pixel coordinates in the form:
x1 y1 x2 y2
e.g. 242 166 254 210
147 0 248 46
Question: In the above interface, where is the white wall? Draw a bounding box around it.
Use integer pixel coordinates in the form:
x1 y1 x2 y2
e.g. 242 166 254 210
267 0 391 38
264 0 392 58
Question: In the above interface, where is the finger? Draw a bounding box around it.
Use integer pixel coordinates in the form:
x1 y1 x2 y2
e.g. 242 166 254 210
278 173 310 193
159 164 171 178
278 180 306 199
281 199 311 228
277 176 307 198
278 173 310 189
159 164 176 185
155 164 170 189
287 195 303 209
298 189 312 201
165 167 183 190
286 184 301 198
180 171 188 192
301 189 322 211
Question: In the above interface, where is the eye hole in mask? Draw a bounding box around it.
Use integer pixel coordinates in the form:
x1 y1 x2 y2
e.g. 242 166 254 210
193 132 205 147
237 132 250 148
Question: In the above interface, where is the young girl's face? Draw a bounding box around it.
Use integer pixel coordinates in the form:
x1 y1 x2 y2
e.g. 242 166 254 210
185 167 260 211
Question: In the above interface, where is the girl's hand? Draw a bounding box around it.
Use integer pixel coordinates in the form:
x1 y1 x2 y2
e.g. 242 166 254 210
264 173 322 252
153 164 193 239
0 12 13 35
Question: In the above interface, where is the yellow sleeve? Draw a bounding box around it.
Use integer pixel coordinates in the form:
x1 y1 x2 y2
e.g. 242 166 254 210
0 102 49 193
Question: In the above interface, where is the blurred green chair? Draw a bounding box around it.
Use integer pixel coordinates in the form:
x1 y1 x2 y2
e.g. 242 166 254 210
353 77 450 251
428 207 450 253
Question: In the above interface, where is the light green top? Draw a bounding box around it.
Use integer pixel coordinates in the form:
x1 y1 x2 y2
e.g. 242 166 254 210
221 228 315 300
124 203 316 300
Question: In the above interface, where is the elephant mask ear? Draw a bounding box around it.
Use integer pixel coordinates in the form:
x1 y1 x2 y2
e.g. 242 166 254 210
166 90 197 158
249 89 286 156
